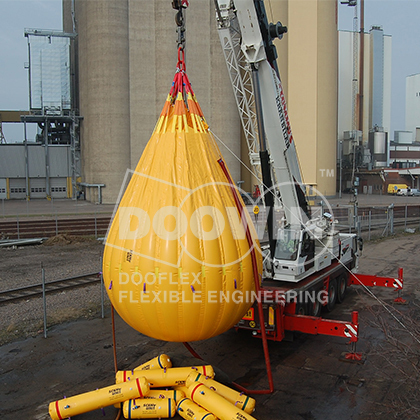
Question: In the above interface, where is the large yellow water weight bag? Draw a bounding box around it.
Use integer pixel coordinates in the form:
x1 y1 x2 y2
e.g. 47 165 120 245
103 58 261 342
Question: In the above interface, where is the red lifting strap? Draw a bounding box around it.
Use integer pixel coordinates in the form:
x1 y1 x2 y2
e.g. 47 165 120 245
177 47 186 72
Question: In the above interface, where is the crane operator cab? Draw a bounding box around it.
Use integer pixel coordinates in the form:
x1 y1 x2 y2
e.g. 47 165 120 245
272 228 315 282
269 214 357 283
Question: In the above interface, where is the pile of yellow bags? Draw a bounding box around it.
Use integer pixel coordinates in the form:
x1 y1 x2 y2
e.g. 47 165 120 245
49 354 258 420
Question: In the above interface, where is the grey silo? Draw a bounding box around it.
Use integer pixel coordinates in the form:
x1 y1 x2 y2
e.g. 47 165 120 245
64 0 241 204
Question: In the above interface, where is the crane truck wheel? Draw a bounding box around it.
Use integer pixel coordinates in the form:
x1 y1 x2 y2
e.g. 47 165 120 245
337 274 348 303
295 301 307 316
326 278 337 312
309 297 322 317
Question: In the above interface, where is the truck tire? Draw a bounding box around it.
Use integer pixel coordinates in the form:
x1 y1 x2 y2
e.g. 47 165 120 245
337 274 348 303
295 301 307 315
326 278 337 312
309 298 322 317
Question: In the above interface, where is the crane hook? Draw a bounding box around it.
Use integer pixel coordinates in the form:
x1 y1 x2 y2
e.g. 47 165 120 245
172 0 188 51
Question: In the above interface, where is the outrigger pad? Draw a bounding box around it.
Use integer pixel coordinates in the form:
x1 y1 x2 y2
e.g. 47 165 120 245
339 351 366 364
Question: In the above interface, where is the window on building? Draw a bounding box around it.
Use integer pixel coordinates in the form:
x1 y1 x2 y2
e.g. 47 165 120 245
51 187 66 193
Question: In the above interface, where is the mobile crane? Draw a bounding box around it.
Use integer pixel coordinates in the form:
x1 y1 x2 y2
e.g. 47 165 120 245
211 0 405 348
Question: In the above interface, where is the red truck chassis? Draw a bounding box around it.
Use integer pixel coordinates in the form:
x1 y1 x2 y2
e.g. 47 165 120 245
237 260 404 354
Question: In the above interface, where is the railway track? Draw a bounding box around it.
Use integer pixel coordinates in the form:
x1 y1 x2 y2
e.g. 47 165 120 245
0 205 419 241
0 216 111 240
0 272 102 304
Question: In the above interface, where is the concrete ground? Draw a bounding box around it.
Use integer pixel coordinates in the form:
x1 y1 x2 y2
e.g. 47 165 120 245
1 233 419 420
1 193 419 219
0 198 115 219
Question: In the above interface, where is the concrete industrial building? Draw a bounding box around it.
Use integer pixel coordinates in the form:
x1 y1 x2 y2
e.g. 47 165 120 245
63 0 241 203
389 139 420 168
63 0 339 203
337 26 392 193
406 73 420 143
388 74 420 169
338 27 392 148
0 30 80 201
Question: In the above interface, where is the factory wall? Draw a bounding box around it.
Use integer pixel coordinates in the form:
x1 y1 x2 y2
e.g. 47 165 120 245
0 144 71 199
406 73 420 137
272 0 338 196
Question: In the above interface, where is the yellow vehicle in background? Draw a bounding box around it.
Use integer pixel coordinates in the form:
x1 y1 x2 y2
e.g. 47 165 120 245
387 184 408 195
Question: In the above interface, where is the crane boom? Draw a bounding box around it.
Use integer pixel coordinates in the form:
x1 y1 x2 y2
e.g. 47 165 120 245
215 0 309 229
215 0 358 283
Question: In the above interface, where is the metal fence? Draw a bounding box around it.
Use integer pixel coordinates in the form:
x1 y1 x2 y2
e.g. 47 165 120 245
333 204 420 239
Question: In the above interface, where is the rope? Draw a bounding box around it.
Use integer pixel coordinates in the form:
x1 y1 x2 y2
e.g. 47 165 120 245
218 157 274 394
111 305 122 420
111 306 119 373
267 0 274 22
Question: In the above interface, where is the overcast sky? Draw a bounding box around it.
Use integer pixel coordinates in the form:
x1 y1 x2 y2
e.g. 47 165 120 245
339 0 420 137
0 0 419 142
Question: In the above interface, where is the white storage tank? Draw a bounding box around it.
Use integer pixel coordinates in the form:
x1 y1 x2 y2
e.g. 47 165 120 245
368 130 388 167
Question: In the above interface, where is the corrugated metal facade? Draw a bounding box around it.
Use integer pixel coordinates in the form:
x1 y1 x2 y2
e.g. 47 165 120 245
49 146 71 177
50 177 68 198
0 179 6 199
9 178 26 199
0 144 71 199
0 145 25 178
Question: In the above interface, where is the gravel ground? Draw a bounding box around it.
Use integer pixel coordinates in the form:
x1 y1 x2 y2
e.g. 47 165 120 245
1 233 420 419
0 237 107 345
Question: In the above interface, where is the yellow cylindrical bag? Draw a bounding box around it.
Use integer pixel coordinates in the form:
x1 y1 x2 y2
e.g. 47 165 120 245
115 388 185 409
177 397 216 420
145 389 185 403
49 377 149 420
173 385 189 396
186 372 256 414
134 354 172 371
116 365 214 387
123 398 175 419
187 383 258 420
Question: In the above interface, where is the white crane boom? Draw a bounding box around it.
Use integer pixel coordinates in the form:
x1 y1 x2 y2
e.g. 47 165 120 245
214 0 357 283
215 0 309 229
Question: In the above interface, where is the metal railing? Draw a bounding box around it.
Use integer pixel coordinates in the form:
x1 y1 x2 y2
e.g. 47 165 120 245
334 204 420 239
